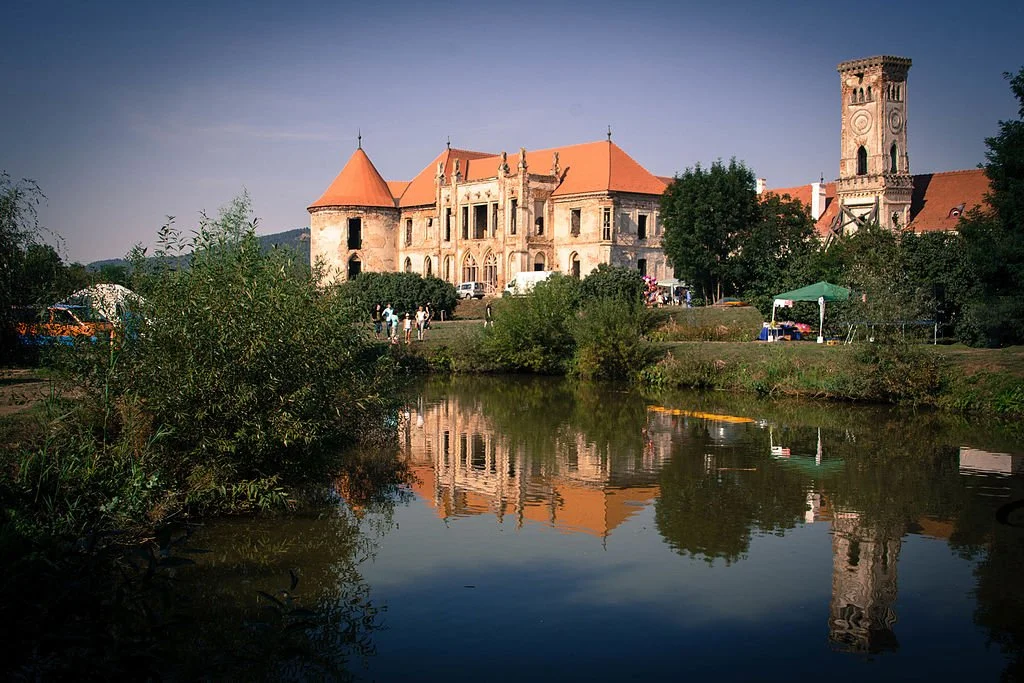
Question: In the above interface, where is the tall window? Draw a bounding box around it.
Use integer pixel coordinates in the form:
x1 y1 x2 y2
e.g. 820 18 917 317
890 143 898 173
491 203 498 237
405 218 412 246
570 252 580 279
445 209 452 241
461 206 469 240
443 256 451 281
426 217 433 240
462 253 478 283
857 146 868 176
570 208 581 237
534 201 544 236
602 207 611 240
483 252 497 291
638 214 648 240
347 218 362 249
348 254 361 279
637 258 647 276
424 256 433 277
510 198 517 235
533 252 545 271
473 205 487 239
404 257 412 273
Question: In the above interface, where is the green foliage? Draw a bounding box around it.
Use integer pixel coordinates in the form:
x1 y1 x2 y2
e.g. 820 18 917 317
115 197 397 490
660 159 760 301
336 271 457 320
573 298 657 380
958 67 1024 347
481 275 579 373
578 263 644 303
1 173 45 357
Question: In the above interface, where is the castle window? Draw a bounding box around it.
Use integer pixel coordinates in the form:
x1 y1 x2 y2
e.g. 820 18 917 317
405 218 412 246
535 216 544 235
602 207 611 240
424 256 433 277
427 217 433 240
890 143 898 173
510 198 518 235
347 254 361 279
857 146 868 176
404 257 412 273
638 214 648 240
474 204 487 239
491 203 498 237
570 252 581 279
462 253 478 283
534 201 544 236
637 258 647 276
570 208 581 236
461 206 469 240
867 85 872 101
483 251 498 291
443 255 452 281
533 252 546 271
347 218 362 250
445 209 452 241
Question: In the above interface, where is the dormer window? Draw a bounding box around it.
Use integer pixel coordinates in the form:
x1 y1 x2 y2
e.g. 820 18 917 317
948 203 965 218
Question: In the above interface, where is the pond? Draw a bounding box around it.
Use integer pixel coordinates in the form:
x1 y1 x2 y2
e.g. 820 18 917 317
183 376 1024 681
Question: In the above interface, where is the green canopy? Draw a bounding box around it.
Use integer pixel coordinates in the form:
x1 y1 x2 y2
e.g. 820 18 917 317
773 281 851 302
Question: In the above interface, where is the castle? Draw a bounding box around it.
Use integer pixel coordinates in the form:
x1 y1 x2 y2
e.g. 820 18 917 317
308 136 674 290
308 55 990 286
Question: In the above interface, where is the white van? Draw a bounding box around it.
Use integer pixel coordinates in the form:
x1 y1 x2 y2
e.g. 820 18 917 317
457 281 486 299
503 270 557 297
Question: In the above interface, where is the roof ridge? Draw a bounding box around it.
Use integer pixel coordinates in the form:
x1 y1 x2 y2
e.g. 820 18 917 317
913 168 985 178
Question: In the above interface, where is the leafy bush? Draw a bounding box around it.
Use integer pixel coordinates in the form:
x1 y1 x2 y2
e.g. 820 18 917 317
336 271 457 321
573 298 657 380
578 263 644 303
481 275 579 373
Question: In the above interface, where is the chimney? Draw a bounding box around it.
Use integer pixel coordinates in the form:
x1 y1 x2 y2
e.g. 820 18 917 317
756 178 767 195
811 179 827 220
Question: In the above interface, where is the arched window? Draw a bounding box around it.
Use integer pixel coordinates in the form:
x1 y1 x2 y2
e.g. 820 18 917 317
462 253 478 283
569 252 581 279
867 85 872 101
857 146 868 176
508 253 518 278
404 257 412 273
482 251 498 291
347 254 361 280
424 256 433 277
443 256 452 282
533 252 546 272
890 143 898 173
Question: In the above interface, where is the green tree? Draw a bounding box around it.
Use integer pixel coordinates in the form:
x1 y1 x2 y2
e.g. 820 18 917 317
959 67 1024 346
481 275 579 373
660 159 760 302
1 173 46 357
578 263 644 303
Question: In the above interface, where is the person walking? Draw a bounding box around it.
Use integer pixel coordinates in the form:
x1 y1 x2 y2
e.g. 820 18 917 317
416 306 427 341
403 312 413 344
484 302 493 328
371 303 383 339
382 303 394 339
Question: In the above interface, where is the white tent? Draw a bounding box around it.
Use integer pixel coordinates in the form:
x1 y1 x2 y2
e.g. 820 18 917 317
59 284 145 323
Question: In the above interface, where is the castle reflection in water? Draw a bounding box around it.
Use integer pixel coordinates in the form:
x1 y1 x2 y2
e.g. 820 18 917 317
394 387 928 654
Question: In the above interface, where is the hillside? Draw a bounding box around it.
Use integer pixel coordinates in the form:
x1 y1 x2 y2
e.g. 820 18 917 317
87 228 310 270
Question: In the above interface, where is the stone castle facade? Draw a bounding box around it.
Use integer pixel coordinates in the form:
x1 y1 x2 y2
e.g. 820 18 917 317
308 138 675 290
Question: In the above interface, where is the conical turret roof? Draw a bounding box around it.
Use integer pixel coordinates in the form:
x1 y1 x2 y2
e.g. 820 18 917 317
309 147 396 210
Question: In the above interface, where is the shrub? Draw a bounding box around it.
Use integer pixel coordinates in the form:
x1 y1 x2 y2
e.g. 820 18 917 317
578 263 644 303
481 275 579 373
573 298 657 380
336 271 457 321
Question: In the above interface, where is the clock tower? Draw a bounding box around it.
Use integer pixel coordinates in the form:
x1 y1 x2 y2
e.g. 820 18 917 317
834 56 912 233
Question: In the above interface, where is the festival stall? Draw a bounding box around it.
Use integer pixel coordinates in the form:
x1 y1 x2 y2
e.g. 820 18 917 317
768 281 851 344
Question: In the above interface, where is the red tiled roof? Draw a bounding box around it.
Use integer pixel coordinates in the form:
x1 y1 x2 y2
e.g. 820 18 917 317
907 169 989 232
309 148 396 210
386 180 410 199
767 169 989 236
399 148 497 207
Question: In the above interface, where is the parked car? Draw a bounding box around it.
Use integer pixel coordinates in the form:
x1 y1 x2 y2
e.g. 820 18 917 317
457 282 486 299
14 305 116 346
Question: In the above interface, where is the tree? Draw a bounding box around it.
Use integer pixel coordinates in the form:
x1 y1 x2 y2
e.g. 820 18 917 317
1 172 45 356
577 263 644 303
660 159 760 302
959 67 1024 346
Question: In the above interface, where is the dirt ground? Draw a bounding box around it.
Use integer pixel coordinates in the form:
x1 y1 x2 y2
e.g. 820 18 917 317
0 369 53 416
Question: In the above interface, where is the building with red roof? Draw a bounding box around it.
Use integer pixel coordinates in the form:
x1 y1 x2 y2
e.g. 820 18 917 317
308 136 674 287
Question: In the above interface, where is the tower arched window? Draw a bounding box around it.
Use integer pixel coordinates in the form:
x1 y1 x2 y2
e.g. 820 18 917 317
404 257 412 273
890 143 898 173
857 146 868 176
867 86 872 101
533 252 546 272
424 256 433 277
347 255 361 280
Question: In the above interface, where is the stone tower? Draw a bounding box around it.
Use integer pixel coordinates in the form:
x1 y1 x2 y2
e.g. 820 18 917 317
835 56 912 233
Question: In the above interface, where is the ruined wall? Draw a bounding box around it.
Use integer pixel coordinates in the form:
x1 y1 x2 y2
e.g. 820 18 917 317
309 205 398 282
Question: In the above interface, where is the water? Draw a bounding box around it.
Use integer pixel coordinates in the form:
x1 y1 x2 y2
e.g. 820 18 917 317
183 376 1024 681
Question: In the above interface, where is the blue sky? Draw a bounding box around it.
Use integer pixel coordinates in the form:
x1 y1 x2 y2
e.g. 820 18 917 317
3 0 1022 263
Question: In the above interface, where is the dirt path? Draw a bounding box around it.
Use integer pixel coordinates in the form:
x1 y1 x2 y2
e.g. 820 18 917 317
0 369 52 416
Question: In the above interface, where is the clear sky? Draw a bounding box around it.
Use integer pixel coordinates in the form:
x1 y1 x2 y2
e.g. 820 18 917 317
3 0 1022 263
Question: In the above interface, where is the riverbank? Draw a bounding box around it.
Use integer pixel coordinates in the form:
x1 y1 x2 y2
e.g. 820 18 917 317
407 303 1024 418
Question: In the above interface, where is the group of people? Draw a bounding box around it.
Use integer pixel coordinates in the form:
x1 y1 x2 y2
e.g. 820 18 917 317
371 302 433 344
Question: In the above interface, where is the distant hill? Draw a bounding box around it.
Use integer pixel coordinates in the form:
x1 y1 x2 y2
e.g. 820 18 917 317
87 228 311 270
